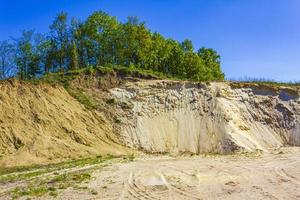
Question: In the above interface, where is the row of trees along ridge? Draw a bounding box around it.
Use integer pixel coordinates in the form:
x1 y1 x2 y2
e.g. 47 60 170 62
0 11 224 81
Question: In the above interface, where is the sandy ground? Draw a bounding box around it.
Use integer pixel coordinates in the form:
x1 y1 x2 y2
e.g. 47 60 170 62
2 147 300 200
56 147 300 200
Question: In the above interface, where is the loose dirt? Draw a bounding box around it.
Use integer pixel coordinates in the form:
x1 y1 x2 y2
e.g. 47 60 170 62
2 147 299 199
84 148 300 200
0 80 129 167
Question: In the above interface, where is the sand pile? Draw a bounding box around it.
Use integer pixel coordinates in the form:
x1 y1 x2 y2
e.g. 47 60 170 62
0 80 126 167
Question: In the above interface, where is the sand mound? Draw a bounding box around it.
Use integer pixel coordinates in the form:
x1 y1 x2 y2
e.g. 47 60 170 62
0 80 127 167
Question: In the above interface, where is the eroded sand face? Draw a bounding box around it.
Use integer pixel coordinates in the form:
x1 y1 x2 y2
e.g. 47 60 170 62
56 148 300 200
110 81 300 154
0 80 299 167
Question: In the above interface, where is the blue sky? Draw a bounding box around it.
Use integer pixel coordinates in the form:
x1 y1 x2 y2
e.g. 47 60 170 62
0 0 299 81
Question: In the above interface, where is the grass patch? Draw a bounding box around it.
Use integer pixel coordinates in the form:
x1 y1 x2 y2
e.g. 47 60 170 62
49 191 58 197
91 189 98 195
0 155 116 183
48 172 92 188
70 173 91 183
0 170 44 183
12 186 48 199
9 170 92 199
31 65 180 88
30 71 76 88
50 173 68 183
200 150 262 159
66 87 97 110
229 77 300 87
127 153 135 162
2 155 135 199
73 185 88 190
26 65 191 111
47 186 56 192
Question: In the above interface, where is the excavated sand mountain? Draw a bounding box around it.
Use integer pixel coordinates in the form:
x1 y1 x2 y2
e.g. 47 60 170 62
0 80 126 167
109 80 300 153
0 77 299 166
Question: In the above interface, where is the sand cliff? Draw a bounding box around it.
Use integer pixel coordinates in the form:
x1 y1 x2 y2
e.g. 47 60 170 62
0 78 299 166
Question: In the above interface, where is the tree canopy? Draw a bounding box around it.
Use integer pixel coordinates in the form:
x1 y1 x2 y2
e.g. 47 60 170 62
0 11 224 81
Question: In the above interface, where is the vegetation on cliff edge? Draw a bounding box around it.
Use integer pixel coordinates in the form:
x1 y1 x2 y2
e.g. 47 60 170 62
0 11 224 82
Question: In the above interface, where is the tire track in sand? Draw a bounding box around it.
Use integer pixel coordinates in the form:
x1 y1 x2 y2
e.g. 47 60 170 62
159 173 202 200
120 172 164 200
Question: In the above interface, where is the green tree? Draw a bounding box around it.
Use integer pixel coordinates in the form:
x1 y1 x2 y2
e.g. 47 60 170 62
182 52 205 80
49 12 69 71
70 18 86 68
145 33 170 73
0 10 225 82
198 47 224 80
34 33 52 73
120 16 152 68
180 39 194 53
166 39 185 76
69 41 79 70
15 30 40 80
83 11 120 66
0 40 15 79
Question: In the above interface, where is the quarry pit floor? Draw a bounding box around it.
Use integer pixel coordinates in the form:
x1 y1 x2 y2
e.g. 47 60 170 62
1 147 300 200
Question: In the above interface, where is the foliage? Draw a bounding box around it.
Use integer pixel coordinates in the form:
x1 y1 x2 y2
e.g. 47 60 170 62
67 88 97 110
1 155 134 199
0 11 225 82
12 186 48 199
0 155 118 182
229 76 300 87
15 30 42 80
49 12 69 71
69 41 79 70
0 40 15 79
198 47 224 81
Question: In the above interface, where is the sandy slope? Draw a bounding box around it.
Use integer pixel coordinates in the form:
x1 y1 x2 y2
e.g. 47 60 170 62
0 80 127 167
9 147 298 200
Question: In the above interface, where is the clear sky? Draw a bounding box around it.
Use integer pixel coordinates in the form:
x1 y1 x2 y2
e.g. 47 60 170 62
0 0 299 81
